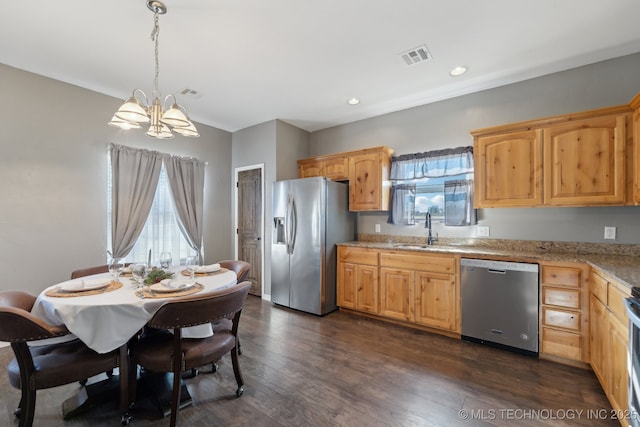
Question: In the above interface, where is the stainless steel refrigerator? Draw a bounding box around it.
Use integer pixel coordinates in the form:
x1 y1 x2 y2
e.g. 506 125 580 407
271 177 355 315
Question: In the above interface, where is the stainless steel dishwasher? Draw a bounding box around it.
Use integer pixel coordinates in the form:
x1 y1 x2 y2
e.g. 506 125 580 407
460 258 539 356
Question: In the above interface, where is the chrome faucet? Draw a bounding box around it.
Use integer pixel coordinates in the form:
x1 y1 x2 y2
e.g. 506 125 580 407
425 212 438 245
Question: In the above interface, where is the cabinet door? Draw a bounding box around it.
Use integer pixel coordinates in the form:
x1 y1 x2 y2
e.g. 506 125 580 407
474 129 543 207
379 268 414 321
609 314 629 416
415 272 457 331
349 153 383 211
543 114 626 205
323 157 349 181
356 264 379 314
589 295 607 385
298 161 322 178
337 261 357 309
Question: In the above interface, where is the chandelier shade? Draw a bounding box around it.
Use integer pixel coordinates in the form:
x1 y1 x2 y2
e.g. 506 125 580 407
108 115 142 130
108 1 199 139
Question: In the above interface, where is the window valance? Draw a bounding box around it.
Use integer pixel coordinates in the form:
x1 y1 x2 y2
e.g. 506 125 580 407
390 146 473 180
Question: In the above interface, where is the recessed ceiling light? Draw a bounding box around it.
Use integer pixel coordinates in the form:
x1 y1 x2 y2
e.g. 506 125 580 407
449 66 468 77
347 97 360 105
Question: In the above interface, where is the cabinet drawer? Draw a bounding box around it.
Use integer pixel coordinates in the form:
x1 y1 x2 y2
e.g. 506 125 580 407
541 327 582 361
542 307 580 331
590 271 608 304
541 265 581 288
339 247 378 266
380 252 455 274
542 287 580 309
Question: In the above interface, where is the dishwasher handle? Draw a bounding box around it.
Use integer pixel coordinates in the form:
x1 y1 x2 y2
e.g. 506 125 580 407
488 268 506 274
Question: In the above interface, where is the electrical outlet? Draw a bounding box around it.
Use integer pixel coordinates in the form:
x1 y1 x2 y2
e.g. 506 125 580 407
374 223 381 233
477 225 490 237
604 226 616 240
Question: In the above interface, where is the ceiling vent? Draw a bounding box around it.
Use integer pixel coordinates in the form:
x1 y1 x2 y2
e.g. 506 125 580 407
179 88 202 99
400 45 432 66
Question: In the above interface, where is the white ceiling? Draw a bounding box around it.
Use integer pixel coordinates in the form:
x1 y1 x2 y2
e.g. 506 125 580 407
2 0 640 133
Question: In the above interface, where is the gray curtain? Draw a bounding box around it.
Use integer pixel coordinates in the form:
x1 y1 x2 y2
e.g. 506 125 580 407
164 154 206 263
387 184 416 226
444 179 477 226
109 144 162 259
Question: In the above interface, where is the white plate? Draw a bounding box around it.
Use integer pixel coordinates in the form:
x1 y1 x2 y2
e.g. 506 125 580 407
196 264 220 273
60 279 110 292
150 281 195 293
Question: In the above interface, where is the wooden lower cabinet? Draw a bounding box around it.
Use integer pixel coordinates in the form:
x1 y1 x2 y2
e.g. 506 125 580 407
379 267 414 321
337 246 379 314
609 313 629 419
589 295 607 382
539 262 589 362
338 246 459 335
589 269 631 427
357 264 379 314
415 272 457 331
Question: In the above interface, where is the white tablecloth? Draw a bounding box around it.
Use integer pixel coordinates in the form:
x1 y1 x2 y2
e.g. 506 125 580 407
31 268 237 354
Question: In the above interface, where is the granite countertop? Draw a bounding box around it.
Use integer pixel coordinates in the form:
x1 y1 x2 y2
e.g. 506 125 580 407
339 236 640 289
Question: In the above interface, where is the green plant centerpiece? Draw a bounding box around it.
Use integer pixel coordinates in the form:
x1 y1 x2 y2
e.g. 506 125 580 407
144 268 174 285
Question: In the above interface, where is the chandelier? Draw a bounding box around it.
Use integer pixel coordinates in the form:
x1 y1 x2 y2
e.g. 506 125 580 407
109 0 199 139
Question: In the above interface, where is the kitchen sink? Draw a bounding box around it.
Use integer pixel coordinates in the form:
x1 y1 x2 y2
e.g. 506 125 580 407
394 244 430 249
393 242 472 250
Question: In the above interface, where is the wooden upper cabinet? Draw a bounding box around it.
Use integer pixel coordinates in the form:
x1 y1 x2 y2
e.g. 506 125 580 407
298 159 323 178
323 156 349 181
472 104 633 208
349 153 383 211
543 115 626 206
474 129 543 208
348 147 392 211
298 146 393 211
298 156 348 181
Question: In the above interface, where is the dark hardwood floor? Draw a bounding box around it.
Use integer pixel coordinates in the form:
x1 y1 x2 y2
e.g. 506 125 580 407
0 296 621 426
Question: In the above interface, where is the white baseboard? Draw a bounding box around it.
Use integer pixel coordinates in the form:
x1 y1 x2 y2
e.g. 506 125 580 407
262 293 271 302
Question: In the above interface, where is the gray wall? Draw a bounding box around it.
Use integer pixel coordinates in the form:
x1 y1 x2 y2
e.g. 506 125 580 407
309 53 640 244
232 120 277 297
231 119 309 298
0 64 232 294
276 120 310 181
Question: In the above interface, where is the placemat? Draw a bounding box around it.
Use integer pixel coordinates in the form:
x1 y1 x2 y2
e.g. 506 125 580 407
46 280 123 298
135 283 204 299
180 267 229 277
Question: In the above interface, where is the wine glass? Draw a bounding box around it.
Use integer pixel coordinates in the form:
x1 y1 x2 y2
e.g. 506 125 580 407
108 257 124 280
160 252 172 270
185 256 198 284
131 263 148 288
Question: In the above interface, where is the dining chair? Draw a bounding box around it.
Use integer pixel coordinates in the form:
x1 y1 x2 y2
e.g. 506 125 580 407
70 264 110 279
128 281 251 427
70 263 132 279
0 290 129 427
218 260 251 282
215 260 251 356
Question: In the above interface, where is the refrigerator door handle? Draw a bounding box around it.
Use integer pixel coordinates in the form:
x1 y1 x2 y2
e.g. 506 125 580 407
285 194 293 255
284 194 295 255
290 196 297 254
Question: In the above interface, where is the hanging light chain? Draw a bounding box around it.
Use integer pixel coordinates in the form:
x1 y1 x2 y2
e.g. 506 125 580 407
151 10 160 98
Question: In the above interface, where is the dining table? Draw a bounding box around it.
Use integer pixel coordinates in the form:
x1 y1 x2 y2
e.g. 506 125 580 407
29 265 238 420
